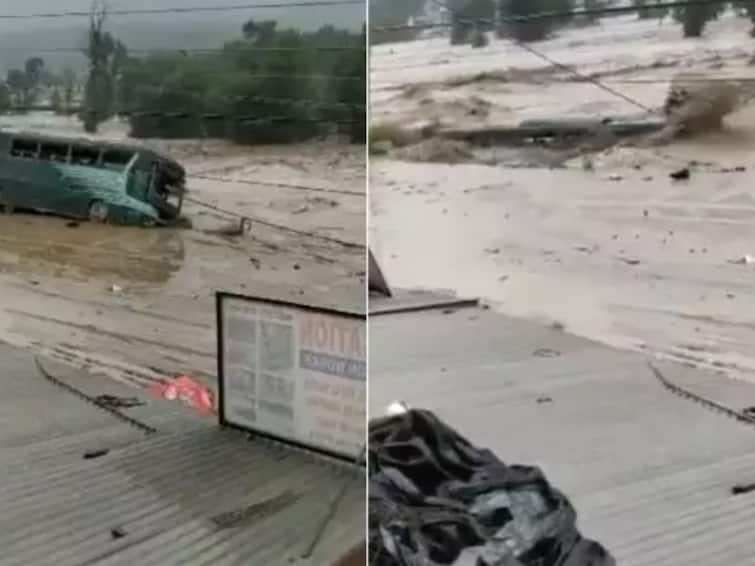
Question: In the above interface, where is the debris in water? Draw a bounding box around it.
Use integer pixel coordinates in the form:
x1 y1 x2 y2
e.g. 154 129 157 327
66 221 80 228
732 483 755 495
619 257 641 266
729 255 755 265
110 527 127 539
670 167 690 180
533 348 561 358
484 247 501 255
536 395 553 404
606 174 623 181
109 284 123 293
83 449 110 460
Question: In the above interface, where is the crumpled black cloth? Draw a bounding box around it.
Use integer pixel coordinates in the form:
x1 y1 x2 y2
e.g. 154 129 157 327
369 409 615 566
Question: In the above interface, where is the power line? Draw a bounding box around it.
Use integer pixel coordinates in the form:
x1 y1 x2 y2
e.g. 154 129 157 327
183 194 364 249
0 0 364 20
411 0 655 113
371 0 735 32
189 173 364 196
505 41 653 112
8 45 365 54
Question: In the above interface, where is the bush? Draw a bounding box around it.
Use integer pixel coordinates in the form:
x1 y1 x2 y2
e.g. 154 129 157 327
116 21 365 144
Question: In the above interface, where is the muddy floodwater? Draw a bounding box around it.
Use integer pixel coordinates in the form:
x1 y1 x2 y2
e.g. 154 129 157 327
0 114 365 390
371 12 755 381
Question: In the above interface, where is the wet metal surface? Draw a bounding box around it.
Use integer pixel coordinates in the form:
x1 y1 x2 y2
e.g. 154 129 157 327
0 344 365 566
370 306 755 565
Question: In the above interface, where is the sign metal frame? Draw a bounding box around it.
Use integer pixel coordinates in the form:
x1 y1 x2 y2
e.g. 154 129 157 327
216 291 366 464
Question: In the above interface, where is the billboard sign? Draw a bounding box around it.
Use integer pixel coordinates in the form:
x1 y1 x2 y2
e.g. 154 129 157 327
216 293 366 462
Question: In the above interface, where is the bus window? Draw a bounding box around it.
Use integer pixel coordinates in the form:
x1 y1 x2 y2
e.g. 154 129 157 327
71 145 100 166
102 149 135 171
10 138 39 159
40 142 70 163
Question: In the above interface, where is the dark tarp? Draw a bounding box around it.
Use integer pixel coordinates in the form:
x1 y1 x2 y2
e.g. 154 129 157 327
369 409 615 566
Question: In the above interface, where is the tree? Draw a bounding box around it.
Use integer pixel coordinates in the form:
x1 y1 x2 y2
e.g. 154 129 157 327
62 68 77 111
369 0 426 45
450 0 495 44
50 88 63 113
81 1 123 132
6 69 27 107
0 83 10 113
331 25 366 142
673 3 724 37
241 19 278 43
498 0 575 42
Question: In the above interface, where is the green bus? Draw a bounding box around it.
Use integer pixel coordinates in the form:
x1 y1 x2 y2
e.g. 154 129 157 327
0 132 186 226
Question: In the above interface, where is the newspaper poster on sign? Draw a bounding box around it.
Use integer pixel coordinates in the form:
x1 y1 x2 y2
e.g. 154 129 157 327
219 294 365 460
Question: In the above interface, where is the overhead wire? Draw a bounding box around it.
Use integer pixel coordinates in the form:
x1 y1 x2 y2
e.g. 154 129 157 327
393 0 684 114
182 194 364 249
8 45 365 54
189 174 364 197
0 0 364 20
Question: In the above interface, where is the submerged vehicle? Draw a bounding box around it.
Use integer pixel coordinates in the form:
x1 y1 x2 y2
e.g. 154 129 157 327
0 132 186 226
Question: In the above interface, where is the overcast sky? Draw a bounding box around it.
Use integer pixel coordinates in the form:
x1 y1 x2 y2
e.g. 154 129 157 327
0 0 365 34
0 0 364 71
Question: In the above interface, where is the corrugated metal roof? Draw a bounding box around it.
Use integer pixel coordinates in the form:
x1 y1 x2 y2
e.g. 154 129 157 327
0 345 364 566
369 302 755 566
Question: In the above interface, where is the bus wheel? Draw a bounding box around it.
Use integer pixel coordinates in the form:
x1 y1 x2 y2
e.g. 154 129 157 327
88 200 109 223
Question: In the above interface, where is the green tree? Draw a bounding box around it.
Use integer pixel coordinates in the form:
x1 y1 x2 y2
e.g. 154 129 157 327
117 19 362 145
331 25 366 142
